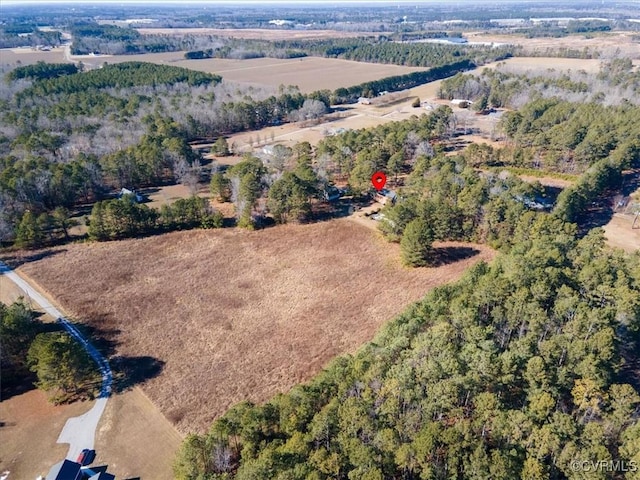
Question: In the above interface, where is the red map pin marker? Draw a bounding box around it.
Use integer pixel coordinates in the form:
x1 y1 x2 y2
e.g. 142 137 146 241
371 171 387 191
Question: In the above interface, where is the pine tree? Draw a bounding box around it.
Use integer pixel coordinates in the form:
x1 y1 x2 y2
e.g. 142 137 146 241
400 218 434 267
15 211 44 249
27 332 95 403
88 201 108 241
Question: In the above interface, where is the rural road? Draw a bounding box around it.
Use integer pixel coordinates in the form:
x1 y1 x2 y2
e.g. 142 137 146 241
0 261 112 460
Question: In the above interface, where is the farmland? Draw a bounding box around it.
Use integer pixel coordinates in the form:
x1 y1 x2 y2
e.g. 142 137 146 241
136 27 385 41
14 220 494 433
74 54 427 93
466 31 640 59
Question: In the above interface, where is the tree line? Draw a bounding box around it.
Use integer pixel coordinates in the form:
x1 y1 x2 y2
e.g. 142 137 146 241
7 61 78 82
87 195 223 242
0 300 99 404
15 61 221 102
333 60 476 103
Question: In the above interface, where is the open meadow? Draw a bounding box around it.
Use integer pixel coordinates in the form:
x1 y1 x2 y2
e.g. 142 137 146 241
13 220 494 433
73 53 427 92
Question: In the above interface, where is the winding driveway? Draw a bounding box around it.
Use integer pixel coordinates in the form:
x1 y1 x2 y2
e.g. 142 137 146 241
0 260 112 460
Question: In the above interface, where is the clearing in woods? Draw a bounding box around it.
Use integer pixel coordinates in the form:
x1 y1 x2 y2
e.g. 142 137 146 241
65 54 427 93
603 214 640 252
14 219 495 433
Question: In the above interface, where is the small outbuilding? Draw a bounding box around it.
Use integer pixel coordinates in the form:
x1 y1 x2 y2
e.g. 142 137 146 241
451 99 473 108
374 188 398 205
323 186 342 202
118 187 144 203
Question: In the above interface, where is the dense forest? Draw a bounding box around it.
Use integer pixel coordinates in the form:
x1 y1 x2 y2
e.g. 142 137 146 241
0 61 312 245
69 24 195 55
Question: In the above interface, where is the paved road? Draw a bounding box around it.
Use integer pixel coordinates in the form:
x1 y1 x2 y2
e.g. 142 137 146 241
0 261 112 460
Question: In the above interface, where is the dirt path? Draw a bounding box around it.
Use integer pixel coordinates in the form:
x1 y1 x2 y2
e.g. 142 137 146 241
603 214 640 252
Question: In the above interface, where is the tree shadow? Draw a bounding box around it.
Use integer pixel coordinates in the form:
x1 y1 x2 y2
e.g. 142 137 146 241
110 356 165 393
72 319 122 359
577 169 640 236
0 321 68 401
0 371 38 401
0 248 66 268
71 320 165 392
311 197 374 223
429 246 481 267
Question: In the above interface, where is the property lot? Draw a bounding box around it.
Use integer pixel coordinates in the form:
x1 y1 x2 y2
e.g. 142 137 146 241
15 220 494 433
94 387 182 480
76 54 427 93
0 390 90 479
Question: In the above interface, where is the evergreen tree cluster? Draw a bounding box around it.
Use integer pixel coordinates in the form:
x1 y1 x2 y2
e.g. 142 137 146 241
16 62 221 101
1 300 98 403
88 195 222 241
7 61 78 82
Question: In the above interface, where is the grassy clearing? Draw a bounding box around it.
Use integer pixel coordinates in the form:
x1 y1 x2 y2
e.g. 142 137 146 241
14 220 494 433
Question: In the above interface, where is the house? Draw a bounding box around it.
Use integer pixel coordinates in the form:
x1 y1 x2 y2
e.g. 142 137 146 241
46 460 82 480
451 99 473 108
89 472 115 480
514 194 554 211
118 187 144 203
323 186 342 202
374 188 398 205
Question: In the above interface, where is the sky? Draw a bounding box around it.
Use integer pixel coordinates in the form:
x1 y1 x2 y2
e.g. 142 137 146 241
1 0 556 4
3 0 624 7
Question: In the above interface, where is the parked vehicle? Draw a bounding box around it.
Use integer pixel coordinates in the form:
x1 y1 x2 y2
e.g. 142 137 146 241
76 449 96 466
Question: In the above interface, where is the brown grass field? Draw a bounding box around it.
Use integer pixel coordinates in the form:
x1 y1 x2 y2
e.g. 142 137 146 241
79 54 427 93
13 220 494 433
466 32 640 59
